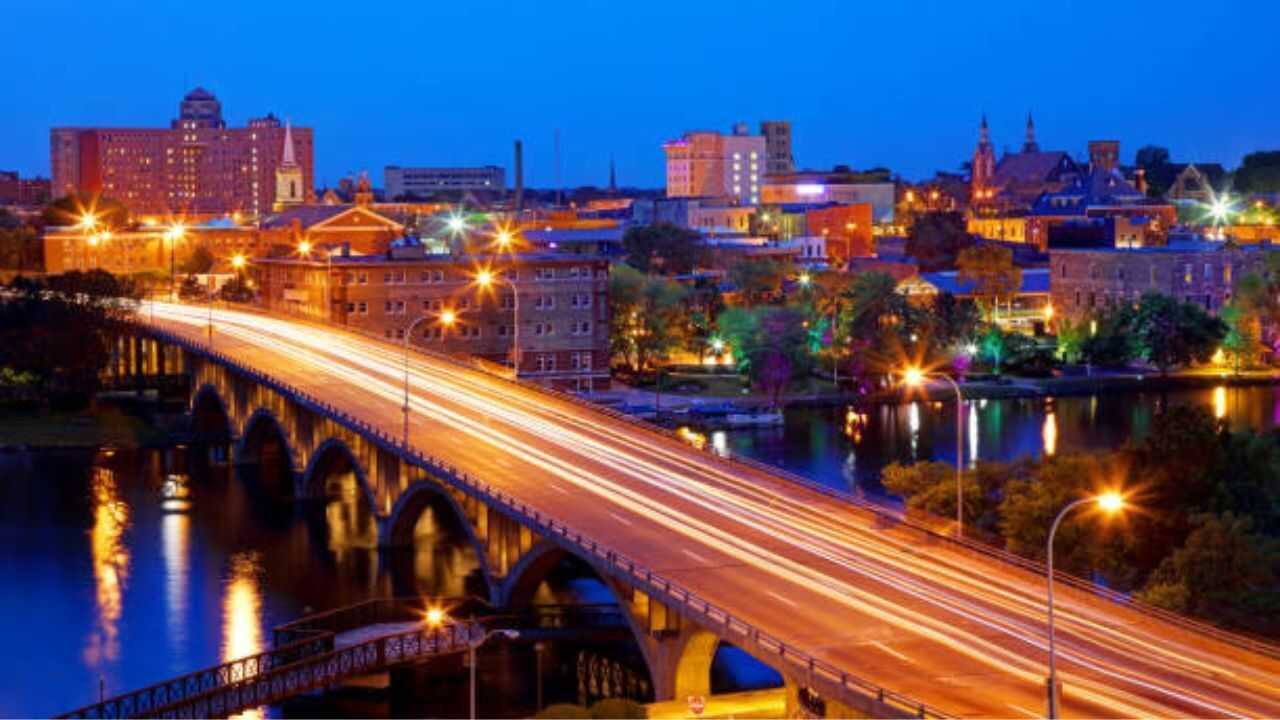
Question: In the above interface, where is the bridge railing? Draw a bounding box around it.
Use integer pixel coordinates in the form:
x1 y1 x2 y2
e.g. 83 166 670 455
59 633 335 719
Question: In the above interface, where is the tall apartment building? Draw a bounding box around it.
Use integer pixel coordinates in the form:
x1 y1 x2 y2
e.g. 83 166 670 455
663 123 766 205
761 120 793 175
384 166 505 200
50 87 314 218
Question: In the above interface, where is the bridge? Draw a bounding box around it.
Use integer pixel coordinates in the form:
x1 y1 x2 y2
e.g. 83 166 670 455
89 302 1280 718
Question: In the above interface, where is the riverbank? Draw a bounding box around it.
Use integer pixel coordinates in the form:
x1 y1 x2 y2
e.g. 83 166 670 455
605 367 1280 411
0 402 177 449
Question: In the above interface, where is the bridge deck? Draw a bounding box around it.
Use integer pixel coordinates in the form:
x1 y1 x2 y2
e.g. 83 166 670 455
147 303 1280 719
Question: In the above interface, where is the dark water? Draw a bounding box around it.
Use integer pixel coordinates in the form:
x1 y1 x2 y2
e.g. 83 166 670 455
708 383 1280 499
0 446 479 717
2 382 1277 716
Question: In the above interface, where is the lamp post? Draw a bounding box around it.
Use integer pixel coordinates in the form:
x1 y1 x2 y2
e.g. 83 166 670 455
902 367 966 536
422 608 519 720
1044 491 1125 718
166 223 185 302
474 269 520 378
402 310 458 446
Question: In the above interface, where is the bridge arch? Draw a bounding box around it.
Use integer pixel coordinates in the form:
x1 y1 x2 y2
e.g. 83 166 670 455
499 542 659 701
302 438 375 506
190 384 233 441
384 478 497 599
237 408 301 500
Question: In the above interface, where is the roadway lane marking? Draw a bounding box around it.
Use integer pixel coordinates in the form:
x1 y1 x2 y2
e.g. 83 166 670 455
682 548 712 564
548 483 570 495
1005 703 1040 718
608 511 634 527
871 641 914 664
765 590 799 608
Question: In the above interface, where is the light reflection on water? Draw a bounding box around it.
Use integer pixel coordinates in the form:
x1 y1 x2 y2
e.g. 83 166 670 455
85 464 130 669
223 552 264 720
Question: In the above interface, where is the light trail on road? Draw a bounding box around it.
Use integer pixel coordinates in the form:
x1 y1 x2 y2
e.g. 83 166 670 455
152 304 1280 718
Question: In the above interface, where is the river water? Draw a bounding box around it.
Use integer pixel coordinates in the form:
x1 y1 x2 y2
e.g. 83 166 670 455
1 382 1276 716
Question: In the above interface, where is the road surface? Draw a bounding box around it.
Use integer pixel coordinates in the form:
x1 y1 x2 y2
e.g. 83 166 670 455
150 303 1280 718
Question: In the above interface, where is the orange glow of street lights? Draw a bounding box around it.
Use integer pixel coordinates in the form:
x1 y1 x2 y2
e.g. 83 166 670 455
902 366 925 387
230 254 246 270
1096 490 1125 515
439 309 457 326
474 269 495 287
298 240 313 257
78 212 98 231
423 606 447 628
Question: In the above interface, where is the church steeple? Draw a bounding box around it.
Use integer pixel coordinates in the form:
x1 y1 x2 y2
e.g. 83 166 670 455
971 114 996 203
1022 112 1039 153
609 156 617 193
274 120 305 211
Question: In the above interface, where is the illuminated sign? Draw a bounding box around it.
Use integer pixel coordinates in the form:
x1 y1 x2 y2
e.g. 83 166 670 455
795 184 826 196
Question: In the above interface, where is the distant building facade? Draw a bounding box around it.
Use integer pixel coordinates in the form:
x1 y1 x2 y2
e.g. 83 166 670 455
253 246 610 390
384 166 506 200
50 87 314 217
0 171 50 207
760 172 895 222
663 124 766 205
1049 241 1267 321
761 120 794 175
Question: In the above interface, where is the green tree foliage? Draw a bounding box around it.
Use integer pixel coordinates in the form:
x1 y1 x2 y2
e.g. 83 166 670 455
728 258 791 307
180 244 216 275
621 223 706 274
1080 304 1139 366
0 271 139 407
1139 513 1278 632
836 272 927 380
717 305 810 407
1220 302 1259 371
1233 151 1280 194
42 193 131 230
1055 318 1087 363
905 211 975 271
1131 293 1226 373
927 292 980 351
956 245 1022 322
609 264 688 371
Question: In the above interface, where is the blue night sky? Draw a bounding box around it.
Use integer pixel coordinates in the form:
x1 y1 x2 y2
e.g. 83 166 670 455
3 0 1277 188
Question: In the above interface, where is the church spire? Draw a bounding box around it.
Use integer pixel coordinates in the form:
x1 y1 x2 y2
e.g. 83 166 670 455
980 113 990 144
609 156 617 193
1022 112 1039 153
281 120 298 166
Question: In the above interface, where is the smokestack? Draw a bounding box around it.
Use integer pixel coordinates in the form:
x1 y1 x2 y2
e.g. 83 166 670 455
513 139 524 216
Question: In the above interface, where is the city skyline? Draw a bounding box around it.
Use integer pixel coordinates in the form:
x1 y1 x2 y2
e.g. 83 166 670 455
5 0 1279 189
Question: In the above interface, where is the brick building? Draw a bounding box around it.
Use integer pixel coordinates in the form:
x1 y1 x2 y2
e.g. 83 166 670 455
253 243 610 390
0 171 51 208
50 87 314 218
1048 240 1268 321
803 204 874 264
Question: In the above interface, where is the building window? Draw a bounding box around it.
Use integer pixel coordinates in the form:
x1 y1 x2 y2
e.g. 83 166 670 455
1184 264 1193 285
1150 267 1158 286
535 295 556 310
571 352 591 371
1224 264 1233 284
357 272 368 284
535 322 553 336
571 293 592 308
536 353 556 372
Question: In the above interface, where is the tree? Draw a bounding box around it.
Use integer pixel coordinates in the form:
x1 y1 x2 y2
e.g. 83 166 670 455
608 264 688 371
718 306 810 408
621 223 706 275
905 211 975 271
1080 304 1139 366
927 292 980 352
219 275 254 303
729 258 790 307
0 224 39 273
1220 302 1259 372
1135 145 1172 197
41 193 131 230
1138 513 1277 631
956 245 1022 322
180 244 215 275
1131 293 1226 374
1233 151 1280 194
837 272 925 379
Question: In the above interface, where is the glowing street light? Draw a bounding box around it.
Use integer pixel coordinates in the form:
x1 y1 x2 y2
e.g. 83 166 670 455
474 268 520 376
297 240 313 257
78 212 98 232
446 213 469 236
1045 491 1127 718
424 606 447 628
798 272 811 287
439 309 457 326
902 366 966 535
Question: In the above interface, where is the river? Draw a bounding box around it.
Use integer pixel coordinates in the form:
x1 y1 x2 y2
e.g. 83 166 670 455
1 382 1276 716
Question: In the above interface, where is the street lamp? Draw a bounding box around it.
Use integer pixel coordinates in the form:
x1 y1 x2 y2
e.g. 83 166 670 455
297 239 312 257
902 366 966 535
423 608 519 720
1045 491 1126 718
166 223 186 302
474 268 520 377
402 310 459 446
